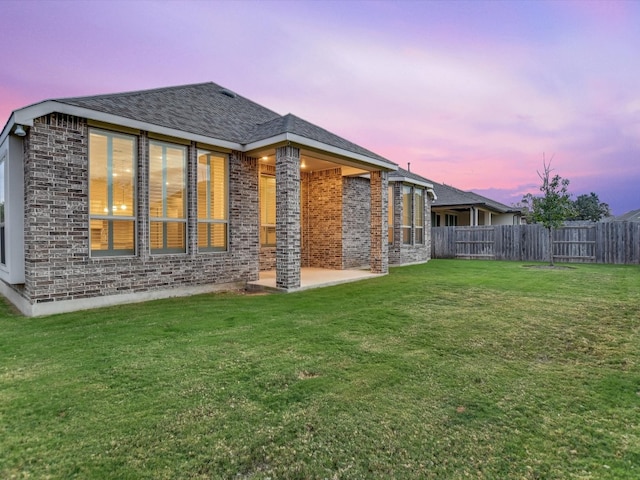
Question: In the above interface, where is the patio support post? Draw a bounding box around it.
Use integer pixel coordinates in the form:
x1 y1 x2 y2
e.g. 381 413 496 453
471 207 478 226
370 170 388 274
275 145 301 289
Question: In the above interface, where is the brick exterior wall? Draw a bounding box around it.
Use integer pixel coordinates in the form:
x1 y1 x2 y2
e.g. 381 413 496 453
387 181 431 265
306 168 343 269
275 146 301 289
301 171 310 267
342 176 371 268
21 114 259 306
14 112 429 311
388 182 402 265
370 170 388 274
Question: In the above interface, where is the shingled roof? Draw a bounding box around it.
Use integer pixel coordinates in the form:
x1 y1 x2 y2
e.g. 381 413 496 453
611 208 640 222
389 167 433 188
426 179 520 214
45 82 395 167
58 82 280 143
244 113 391 164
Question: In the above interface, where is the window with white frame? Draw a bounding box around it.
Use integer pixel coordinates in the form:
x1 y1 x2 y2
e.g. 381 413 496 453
402 185 412 244
149 141 186 254
89 129 136 256
197 150 228 252
445 214 458 226
260 175 276 246
414 188 424 244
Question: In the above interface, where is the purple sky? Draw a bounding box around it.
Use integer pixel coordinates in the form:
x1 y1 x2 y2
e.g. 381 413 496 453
2 0 639 214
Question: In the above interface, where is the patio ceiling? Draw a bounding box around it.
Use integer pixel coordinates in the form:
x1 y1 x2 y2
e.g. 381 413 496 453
252 147 373 176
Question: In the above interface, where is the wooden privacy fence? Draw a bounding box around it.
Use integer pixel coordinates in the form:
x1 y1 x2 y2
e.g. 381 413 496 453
431 221 640 264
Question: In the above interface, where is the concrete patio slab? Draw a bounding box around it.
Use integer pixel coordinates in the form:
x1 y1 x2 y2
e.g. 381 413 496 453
247 267 385 293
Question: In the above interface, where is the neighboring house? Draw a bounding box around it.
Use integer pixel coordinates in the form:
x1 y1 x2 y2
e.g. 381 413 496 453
0 82 432 316
610 208 640 222
426 180 522 226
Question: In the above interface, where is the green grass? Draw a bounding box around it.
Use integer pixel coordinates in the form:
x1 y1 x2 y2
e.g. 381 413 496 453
1 260 639 479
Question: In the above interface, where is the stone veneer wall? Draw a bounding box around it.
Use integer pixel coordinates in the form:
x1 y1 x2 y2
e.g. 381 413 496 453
342 176 371 268
22 113 259 306
307 168 343 269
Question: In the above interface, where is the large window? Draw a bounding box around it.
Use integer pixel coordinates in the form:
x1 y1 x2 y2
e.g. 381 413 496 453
388 185 394 245
402 185 412 244
260 175 276 246
89 130 136 256
0 156 5 265
445 214 458 226
197 150 228 251
414 188 424 244
149 141 186 254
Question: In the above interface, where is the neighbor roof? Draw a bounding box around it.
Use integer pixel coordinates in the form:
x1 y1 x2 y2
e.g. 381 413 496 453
4 82 396 169
612 208 640 222
426 179 520 214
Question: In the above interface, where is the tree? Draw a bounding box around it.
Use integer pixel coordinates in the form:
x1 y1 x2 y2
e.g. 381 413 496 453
521 157 573 265
570 192 611 222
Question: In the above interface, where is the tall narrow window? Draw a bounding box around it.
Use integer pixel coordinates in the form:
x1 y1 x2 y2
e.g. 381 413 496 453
388 185 394 245
415 188 424 244
197 150 228 251
89 130 136 256
402 185 412 244
0 156 5 265
149 141 186 254
260 175 276 246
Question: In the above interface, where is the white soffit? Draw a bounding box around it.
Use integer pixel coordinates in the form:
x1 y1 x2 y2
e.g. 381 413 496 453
245 133 397 172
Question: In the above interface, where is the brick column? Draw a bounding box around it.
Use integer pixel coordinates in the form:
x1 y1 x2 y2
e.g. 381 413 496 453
187 142 198 256
137 131 150 261
276 145 301 289
370 170 388 274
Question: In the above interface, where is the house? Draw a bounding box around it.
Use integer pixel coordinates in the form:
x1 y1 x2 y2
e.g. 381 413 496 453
609 208 640 222
426 179 522 226
0 82 432 316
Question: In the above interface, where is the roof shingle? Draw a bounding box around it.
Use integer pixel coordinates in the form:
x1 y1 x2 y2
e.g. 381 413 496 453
54 82 395 166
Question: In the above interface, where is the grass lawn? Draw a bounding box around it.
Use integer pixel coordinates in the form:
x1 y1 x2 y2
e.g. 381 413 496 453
1 260 639 479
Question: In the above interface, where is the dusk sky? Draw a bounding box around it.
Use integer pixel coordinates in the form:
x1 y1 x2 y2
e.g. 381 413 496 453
2 0 639 214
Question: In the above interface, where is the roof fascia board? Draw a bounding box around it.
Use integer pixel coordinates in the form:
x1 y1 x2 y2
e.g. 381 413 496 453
245 132 398 172
12 101 243 151
434 202 510 214
388 175 433 189
0 112 17 145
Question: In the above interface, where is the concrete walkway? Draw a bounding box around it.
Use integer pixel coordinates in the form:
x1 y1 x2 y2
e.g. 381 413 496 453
247 267 385 293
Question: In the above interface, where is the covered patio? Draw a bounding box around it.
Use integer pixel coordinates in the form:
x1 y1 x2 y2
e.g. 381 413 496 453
246 114 396 291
